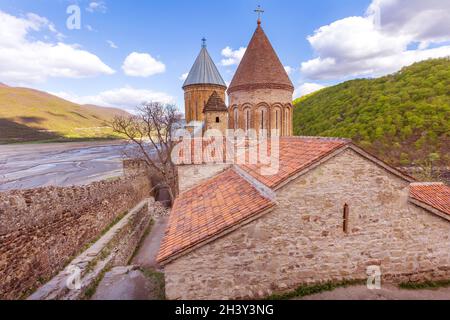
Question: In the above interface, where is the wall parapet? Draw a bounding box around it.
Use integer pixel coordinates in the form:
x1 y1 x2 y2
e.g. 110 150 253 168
0 174 152 300
28 198 155 300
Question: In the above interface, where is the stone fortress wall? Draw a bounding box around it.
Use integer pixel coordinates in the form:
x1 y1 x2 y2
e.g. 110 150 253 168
0 172 152 300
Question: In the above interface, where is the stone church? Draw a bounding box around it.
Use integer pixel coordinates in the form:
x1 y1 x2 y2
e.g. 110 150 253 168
182 18 294 136
158 18 450 300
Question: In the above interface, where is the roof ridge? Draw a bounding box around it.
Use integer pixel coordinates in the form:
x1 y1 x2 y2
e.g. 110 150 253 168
410 182 445 186
233 165 276 200
295 136 353 143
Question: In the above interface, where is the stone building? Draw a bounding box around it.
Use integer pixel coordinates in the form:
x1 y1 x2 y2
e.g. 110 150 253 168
158 137 450 300
202 91 228 134
183 19 294 136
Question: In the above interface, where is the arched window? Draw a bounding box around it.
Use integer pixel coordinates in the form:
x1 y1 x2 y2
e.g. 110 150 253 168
260 109 265 130
272 107 282 136
343 204 349 234
233 108 239 129
244 108 251 131
284 108 290 135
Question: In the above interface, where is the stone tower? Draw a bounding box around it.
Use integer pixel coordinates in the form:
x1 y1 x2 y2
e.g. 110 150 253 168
227 20 294 136
183 40 227 125
203 91 228 134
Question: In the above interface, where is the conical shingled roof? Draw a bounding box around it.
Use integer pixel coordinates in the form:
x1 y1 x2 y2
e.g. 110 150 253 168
183 47 227 88
203 91 228 113
228 24 294 94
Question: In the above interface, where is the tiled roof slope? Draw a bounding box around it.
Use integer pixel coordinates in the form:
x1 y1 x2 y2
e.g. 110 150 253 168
410 183 450 216
228 24 294 94
203 91 228 113
157 168 275 264
239 137 350 189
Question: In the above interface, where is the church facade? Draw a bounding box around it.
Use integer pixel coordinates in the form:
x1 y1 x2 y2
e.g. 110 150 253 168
157 16 450 300
183 20 294 136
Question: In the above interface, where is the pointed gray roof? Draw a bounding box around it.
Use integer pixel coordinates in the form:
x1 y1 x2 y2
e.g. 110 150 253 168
183 47 227 88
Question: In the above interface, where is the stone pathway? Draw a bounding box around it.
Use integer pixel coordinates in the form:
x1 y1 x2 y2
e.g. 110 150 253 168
91 266 160 300
297 284 450 300
91 214 169 300
132 215 170 269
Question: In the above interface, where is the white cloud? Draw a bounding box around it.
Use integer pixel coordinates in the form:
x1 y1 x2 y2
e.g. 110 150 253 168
0 10 114 85
122 52 166 77
294 83 326 98
86 2 107 13
179 72 189 81
284 66 294 75
221 46 247 66
107 40 118 49
52 86 175 111
301 0 450 80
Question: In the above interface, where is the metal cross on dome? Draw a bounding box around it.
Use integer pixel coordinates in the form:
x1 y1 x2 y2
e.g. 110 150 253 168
201 37 207 48
254 5 264 23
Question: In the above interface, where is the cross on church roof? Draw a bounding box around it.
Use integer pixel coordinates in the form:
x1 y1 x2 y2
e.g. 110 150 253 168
254 5 264 24
201 37 207 48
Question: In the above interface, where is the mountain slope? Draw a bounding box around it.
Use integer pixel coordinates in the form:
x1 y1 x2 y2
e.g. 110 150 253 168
0 85 129 143
293 58 450 167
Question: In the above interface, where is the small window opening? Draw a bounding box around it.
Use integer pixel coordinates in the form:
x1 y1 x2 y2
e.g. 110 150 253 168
216 117 220 123
343 203 349 233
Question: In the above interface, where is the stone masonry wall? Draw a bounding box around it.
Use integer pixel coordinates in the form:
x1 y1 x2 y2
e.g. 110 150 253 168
164 149 450 300
228 88 292 106
0 175 151 300
29 199 158 300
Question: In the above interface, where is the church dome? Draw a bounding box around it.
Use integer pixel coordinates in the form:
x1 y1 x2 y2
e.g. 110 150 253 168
183 46 227 89
228 24 294 94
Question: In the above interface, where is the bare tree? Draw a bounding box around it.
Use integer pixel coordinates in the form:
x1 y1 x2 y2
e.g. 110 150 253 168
111 102 183 204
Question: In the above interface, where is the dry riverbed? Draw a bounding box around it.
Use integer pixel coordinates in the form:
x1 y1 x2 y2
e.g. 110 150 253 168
0 140 130 191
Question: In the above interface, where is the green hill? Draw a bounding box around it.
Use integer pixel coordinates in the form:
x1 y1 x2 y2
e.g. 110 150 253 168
0 85 129 143
293 58 450 168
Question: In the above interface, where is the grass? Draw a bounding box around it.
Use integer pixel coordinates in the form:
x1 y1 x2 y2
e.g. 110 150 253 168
266 279 365 300
0 86 129 142
399 279 450 290
140 267 166 300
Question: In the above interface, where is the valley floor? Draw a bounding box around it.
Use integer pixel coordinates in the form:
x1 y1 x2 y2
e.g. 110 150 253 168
0 140 129 191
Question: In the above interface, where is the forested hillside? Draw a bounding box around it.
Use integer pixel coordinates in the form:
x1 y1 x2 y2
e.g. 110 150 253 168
293 58 450 168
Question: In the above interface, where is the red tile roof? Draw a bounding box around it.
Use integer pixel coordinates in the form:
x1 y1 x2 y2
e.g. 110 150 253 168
157 168 275 264
410 183 450 216
239 137 350 189
228 24 294 94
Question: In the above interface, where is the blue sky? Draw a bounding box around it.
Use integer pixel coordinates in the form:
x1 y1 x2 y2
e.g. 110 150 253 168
1 0 449 112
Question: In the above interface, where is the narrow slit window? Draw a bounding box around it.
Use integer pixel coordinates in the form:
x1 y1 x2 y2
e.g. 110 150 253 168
216 117 220 123
343 203 349 233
